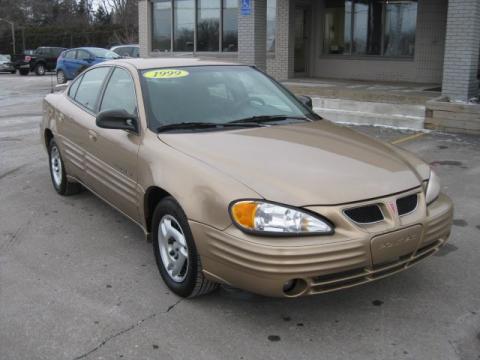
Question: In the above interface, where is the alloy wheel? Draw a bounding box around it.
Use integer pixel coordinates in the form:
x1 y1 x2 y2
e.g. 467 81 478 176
50 145 62 188
158 215 189 283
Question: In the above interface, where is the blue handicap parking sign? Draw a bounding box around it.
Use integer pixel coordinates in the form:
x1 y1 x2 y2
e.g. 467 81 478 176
241 0 251 16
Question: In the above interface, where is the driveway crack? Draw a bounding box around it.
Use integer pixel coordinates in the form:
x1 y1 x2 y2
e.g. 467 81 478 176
72 299 184 360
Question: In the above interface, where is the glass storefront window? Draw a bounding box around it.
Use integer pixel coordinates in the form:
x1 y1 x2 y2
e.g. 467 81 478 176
222 0 238 52
384 1 417 57
197 0 220 51
324 0 417 57
174 0 195 51
324 0 351 54
152 0 172 52
267 0 277 53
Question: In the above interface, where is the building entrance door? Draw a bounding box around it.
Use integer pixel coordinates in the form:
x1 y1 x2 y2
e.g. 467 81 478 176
294 6 310 75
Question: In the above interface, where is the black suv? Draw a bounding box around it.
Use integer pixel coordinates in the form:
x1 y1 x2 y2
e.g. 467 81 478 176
14 47 66 76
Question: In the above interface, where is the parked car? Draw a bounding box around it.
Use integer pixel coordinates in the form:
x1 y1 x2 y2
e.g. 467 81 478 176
13 47 66 76
56 47 121 84
0 54 15 74
41 59 454 298
111 44 140 58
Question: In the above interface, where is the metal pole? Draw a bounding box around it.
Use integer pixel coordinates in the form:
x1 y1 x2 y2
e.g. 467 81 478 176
21 27 25 52
11 21 16 54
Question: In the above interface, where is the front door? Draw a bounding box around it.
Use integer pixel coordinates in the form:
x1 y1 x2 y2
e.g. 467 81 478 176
294 6 310 76
86 66 141 222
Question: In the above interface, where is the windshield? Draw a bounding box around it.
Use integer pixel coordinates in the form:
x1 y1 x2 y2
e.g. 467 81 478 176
88 48 120 59
141 66 315 131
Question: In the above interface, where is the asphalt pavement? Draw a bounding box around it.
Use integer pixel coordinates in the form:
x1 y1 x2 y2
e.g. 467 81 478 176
1 73 479 360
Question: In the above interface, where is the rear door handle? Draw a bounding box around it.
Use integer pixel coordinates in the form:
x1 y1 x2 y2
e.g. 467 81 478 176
88 130 97 142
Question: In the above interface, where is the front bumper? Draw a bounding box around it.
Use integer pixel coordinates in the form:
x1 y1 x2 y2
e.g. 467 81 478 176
191 191 453 297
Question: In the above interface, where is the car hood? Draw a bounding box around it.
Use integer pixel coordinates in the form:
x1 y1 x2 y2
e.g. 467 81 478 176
158 121 427 206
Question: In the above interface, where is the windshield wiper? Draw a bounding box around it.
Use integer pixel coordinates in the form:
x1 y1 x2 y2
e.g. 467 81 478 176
228 115 313 125
157 121 264 133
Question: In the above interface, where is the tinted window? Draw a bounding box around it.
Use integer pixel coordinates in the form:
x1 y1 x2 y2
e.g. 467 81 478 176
222 0 238 52
100 68 137 115
68 75 83 98
75 67 111 112
152 0 172 52
77 50 91 60
174 0 195 51
197 0 220 51
132 47 140 57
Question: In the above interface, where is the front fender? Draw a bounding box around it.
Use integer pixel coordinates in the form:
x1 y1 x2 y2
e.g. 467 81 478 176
137 130 262 230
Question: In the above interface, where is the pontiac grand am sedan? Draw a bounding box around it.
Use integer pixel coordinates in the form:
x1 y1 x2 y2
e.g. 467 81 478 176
41 59 453 298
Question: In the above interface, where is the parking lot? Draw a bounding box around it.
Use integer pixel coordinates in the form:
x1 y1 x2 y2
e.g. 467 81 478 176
1 73 479 360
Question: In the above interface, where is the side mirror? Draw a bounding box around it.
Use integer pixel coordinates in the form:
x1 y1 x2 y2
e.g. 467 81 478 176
96 110 138 133
297 95 313 110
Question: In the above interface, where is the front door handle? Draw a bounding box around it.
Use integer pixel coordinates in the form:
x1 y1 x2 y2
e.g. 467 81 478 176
88 130 98 142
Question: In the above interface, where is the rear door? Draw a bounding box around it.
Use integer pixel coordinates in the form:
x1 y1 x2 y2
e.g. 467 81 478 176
63 50 78 79
84 66 141 221
59 66 112 183
74 50 92 76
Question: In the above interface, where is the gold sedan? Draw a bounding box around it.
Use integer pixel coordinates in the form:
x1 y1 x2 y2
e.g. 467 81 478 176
41 59 453 298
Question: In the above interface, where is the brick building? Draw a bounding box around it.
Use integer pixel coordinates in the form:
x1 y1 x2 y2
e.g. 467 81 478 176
139 0 480 103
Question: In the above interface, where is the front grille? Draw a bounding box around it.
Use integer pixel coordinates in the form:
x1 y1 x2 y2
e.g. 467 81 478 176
344 204 384 224
396 194 418 216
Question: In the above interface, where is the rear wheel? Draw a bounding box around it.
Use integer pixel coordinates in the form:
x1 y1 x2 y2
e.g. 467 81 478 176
48 138 83 196
152 197 218 298
35 63 46 76
19 68 29 76
57 70 66 84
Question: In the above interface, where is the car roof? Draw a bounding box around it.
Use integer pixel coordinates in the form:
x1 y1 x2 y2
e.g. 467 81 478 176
112 44 139 48
102 57 242 70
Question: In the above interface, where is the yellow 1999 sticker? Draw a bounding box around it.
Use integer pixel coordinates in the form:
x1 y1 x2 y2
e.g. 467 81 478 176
143 69 189 79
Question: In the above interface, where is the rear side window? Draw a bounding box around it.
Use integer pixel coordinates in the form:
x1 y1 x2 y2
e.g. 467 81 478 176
76 50 90 61
74 67 111 112
100 68 137 115
65 51 76 59
68 75 83 98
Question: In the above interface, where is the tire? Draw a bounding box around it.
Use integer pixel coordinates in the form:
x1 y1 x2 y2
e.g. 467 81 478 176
57 70 66 84
152 197 218 298
10 70 16 74
35 63 46 76
19 69 29 76
48 138 83 196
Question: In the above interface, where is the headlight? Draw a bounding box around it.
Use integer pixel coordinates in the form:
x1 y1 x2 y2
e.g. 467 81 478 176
229 200 333 236
425 169 441 205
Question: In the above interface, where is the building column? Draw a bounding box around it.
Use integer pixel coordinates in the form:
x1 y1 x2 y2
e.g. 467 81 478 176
238 0 267 71
138 0 152 58
267 0 295 80
441 0 480 102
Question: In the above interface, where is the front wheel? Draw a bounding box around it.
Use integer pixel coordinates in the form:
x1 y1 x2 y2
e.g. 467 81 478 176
48 138 83 195
35 63 46 76
152 197 218 298
19 68 29 76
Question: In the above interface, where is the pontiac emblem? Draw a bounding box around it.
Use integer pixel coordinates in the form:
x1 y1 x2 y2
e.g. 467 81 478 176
387 201 398 217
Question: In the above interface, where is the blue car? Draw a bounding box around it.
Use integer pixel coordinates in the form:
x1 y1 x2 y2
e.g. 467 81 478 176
55 47 120 84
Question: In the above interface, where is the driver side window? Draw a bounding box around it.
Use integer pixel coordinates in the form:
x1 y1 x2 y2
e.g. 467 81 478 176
100 68 137 115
